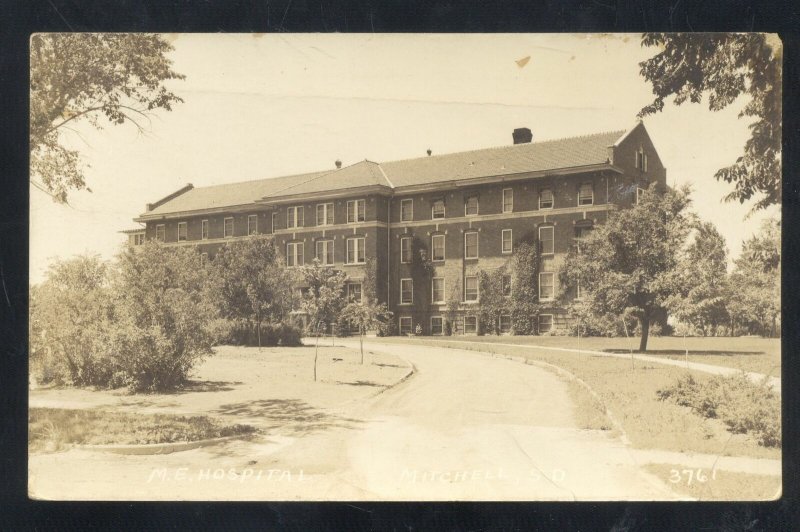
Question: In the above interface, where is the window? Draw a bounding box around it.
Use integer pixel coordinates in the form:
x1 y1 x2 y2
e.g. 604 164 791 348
248 215 258 235
315 240 334 265
464 232 478 259
400 279 413 304
575 225 593 255
539 226 554 255
286 242 304 267
133 233 145 246
502 229 513 254
224 217 234 238
400 199 413 222
431 316 444 335
502 188 513 213
316 203 334 226
399 317 413 335
464 276 478 302
499 315 511 334
578 183 594 206
539 314 554 334
539 272 555 300
177 222 188 241
200 252 208 267
576 279 584 300
347 199 365 223
272 212 278 232
287 206 304 228
400 237 412 264
636 187 646 204
465 195 479 216
347 283 362 303
155 224 165 242
464 316 478 334
432 234 445 262
432 199 445 219
201 219 209 240
635 149 648 172
539 188 554 209
432 277 445 303
346 237 365 264
502 275 512 297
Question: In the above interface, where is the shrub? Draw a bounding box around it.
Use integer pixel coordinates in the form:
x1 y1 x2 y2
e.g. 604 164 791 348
274 322 302 346
657 373 781 448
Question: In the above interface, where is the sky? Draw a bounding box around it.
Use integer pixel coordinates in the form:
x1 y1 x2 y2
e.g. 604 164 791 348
29 33 780 284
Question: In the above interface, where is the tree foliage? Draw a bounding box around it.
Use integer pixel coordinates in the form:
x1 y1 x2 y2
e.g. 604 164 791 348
339 298 393 362
297 258 348 334
30 33 184 202
477 267 509 335
559 183 695 351
509 242 540 335
639 33 782 210
209 237 292 346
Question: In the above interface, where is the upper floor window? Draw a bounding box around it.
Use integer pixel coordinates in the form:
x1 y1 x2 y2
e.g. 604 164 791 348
400 236 412 264
347 199 365 223
248 215 258 235
316 203 334 226
315 239 334 265
400 278 413 304
502 188 513 213
178 222 188 241
465 195 479 216
400 199 413 222
464 275 479 302
539 226 554 255
346 237 366 264
201 219 209 240
347 282 362 303
271 212 278 232
502 275 512 297
539 188 554 209
501 229 513 254
432 234 445 262
155 224 165 242
287 206 304 228
578 183 594 206
539 272 555 300
286 242 304 267
224 217 234 238
464 231 479 259
575 225 593 254
432 199 445 219
432 277 445 304
635 148 648 171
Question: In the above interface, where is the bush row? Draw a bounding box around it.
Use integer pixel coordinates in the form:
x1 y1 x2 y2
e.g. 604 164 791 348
210 319 302 347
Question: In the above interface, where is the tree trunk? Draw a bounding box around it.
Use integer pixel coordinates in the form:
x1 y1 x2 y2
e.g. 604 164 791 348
314 322 320 382
360 326 364 364
639 314 650 352
257 316 262 351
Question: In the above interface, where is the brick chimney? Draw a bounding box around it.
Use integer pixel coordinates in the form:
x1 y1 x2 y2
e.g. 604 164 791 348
335 159 342 169
512 127 533 144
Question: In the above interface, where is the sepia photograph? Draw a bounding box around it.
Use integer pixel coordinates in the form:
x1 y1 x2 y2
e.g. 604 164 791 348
28 33 782 501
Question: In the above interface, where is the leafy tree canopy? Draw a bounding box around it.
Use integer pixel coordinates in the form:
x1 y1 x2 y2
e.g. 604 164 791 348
30 33 185 203
639 33 782 210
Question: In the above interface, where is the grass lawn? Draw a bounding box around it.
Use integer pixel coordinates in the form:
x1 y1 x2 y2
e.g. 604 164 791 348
644 463 781 501
29 407 256 453
412 335 781 376
375 337 781 461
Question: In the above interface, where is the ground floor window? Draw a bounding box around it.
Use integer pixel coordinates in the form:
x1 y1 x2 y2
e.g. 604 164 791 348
464 316 478 334
499 315 511 333
399 316 413 335
431 316 443 335
538 314 553 334
347 282 362 303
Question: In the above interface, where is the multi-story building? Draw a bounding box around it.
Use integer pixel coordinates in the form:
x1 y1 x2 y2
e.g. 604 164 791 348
125 121 666 335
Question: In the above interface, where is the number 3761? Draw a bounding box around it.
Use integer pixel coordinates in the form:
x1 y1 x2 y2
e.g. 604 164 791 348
669 468 717 485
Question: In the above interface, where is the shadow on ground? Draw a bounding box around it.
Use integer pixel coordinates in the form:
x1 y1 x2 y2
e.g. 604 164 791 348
212 399 362 435
603 349 764 356
165 380 245 394
334 380 386 387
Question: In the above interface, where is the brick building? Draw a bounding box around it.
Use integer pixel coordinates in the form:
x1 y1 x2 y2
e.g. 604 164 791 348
125 121 666 335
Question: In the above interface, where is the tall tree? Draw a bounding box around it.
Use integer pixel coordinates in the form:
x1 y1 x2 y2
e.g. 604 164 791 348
726 217 780 337
210 236 292 348
667 221 730 336
638 33 782 210
559 183 695 351
30 33 185 203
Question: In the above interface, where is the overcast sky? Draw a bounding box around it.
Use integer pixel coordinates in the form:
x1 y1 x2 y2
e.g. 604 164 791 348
30 33 780 284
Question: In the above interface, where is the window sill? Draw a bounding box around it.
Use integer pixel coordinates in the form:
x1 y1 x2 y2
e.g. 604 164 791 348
343 262 366 266
397 302 413 306
463 300 479 305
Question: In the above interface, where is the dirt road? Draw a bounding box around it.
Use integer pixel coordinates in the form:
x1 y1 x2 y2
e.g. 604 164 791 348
29 341 683 500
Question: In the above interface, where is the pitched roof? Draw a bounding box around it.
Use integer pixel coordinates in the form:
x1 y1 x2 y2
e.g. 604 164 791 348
139 128 625 217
